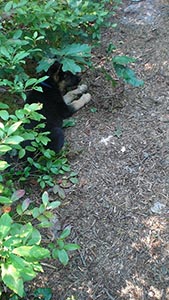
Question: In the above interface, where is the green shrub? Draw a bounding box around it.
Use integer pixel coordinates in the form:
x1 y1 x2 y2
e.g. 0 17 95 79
0 102 79 296
0 102 76 189
0 0 126 191
0 0 119 94
0 0 142 95
0 190 79 297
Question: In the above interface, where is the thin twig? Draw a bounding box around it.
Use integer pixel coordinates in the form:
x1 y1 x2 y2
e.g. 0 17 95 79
41 262 58 270
104 289 115 300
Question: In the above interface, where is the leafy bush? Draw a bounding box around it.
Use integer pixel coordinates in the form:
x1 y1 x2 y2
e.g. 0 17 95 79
0 102 76 189
101 53 144 87
0 0 142 95
0 102 79 297
0 0 119 93
0 189 79 297
0 0 127 192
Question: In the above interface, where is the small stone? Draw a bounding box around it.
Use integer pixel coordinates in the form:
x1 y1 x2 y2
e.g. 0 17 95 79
124 4 141 14
121 146 126 153
160 115 169 122
151 202 166 214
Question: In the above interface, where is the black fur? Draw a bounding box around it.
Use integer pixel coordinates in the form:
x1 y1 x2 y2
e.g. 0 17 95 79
25 62 81 153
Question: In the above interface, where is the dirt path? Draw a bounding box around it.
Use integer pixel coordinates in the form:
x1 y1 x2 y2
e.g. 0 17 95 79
37 1 169 299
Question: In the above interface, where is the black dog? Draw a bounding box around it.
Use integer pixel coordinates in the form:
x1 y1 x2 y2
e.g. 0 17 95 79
26 61 91 153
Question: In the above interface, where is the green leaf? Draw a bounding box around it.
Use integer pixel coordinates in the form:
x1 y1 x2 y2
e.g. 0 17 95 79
22 198 31 211
25 146 36 152
62 58 81 74
25 78 38 88
38 220 52 228
19 148 26 159
69 171 78 177
0 110 9 120
11 222 32 240
12 245 50 260
37 214 52 227
63 118 76 128
0 47 11 59
16 204 23 216
52 248 58 259
43 211 53 219
32 86 41 93
36 76 49 84
25 103 42 112
62 165 71 172
34 288 52 300
0 196 12 204
90 107 97 113
57 239 64 249
3 235 22 248
4 1 13 12
53 184 65 199
42 191 49 207
27 228 41 246
15 109 24 119
40 181 45 189
33 31 38 39
107 43 116 53
114 126 122 138
39 204 46 214
60 227 71 239
23 132 35 140
113 63 144 87
13 51 30 63
0 145 12 153
36 59 54 73
112 55 136 65
5 136 24 145
13 29 23 39
64 243 80 251
8 254 36 283
37 135 49 145
7 121 22 135
0 213 12 239
69 177 78 184
0 160 10 171
60 43 91 58
11 190 25 202
32 207 40 218
128 76 144 87
57 249 69 265
1 263 24 297
47 201 61 210
0 102 9 109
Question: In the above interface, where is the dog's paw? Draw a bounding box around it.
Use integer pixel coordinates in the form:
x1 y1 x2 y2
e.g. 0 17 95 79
78 84 88 93
83 93 91 104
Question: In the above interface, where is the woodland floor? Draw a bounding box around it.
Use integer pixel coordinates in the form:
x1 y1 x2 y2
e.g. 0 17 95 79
27 0 169 299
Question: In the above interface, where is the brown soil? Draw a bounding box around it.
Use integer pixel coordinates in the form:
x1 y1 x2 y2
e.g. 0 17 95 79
29 1 169 299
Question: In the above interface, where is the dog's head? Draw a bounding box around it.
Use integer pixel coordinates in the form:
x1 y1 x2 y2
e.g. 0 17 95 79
47 61 81 93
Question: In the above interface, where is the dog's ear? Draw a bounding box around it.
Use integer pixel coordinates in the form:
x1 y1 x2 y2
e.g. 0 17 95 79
47 61 62 80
